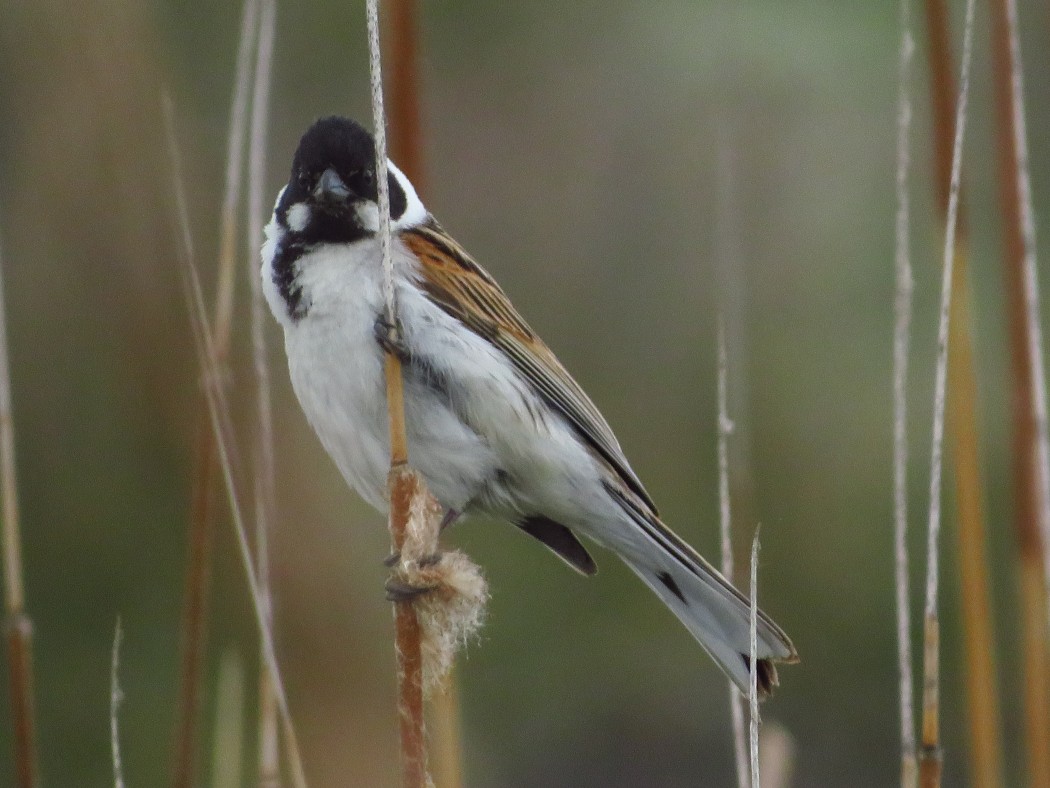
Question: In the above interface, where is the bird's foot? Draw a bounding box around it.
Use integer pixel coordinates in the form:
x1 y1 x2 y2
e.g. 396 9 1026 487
439 508 461 532
373 315 409 362
384 551 443 602
383 550 443 568
384 577 438 602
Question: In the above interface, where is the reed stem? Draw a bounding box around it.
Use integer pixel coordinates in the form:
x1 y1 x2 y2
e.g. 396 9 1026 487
989 0 1050 782
0 235 38 788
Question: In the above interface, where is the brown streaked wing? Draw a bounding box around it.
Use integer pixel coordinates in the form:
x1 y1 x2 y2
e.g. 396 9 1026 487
401 219 658 515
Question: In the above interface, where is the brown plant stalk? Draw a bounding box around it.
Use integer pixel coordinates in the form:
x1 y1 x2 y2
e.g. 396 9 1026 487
0 236 38 788
385 3 466 786
367 1 429 784
989 0 1050 783
171 2 259 786
919 0 979 785
922 4 1004 783
164 94 309 788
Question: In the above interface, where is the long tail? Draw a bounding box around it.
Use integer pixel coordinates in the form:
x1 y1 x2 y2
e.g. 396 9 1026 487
604 484 798 697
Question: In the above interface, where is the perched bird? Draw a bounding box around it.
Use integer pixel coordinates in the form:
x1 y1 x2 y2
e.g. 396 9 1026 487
261 116 797 695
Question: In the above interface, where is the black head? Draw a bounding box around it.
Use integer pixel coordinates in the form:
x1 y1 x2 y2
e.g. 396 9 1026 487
276 116 408 244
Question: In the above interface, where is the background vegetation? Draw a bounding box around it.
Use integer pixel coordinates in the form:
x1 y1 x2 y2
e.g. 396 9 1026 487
0 0 1047 785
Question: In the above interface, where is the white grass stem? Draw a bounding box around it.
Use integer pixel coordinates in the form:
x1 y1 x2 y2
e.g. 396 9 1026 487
1003 0 1050 619
892 0 917 783
245 0 281 780
214 0 260 345
717 318 749 788
110 618 125 788
924 0 976 625
164 96 308 788
920 0 977 779
748 532 760 788
366 0 396 325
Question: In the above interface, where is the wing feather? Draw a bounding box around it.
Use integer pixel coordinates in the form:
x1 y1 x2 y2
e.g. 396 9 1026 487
401 219 658 514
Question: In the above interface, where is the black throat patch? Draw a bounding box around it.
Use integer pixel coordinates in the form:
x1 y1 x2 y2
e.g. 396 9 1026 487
270 236 311 321
268 116 412 322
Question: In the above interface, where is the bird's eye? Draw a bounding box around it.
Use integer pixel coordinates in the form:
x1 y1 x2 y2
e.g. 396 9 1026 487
362 170 374 185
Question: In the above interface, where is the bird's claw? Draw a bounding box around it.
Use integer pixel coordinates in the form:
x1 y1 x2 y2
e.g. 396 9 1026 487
373 316 409 361
383 550 443 568
384 577 438 602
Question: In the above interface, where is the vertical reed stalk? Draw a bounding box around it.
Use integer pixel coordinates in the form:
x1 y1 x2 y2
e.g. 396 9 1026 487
714 128 750 788
385 3 466 785
172 3 259 786
717 320 749 788
989 0 1050 783
748 533 760 788
919 2 979 785
165 95 309 788
245 0 281 783
110 618 125 788
0 236 38 788
367 2 429 784
892 1 917 784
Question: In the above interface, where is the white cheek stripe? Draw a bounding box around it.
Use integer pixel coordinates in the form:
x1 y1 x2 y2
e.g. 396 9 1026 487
287 202 311 232
389 160 428 229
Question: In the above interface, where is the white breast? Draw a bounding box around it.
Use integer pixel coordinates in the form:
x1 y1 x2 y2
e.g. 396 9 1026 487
263 226 503 514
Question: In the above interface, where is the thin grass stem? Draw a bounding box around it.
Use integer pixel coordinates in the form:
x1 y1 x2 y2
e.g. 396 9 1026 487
244 0 281 783
919 0 978 784
748 532 760 788
920 0 1004 779
110 618 125 788
717 318 749 788
892 0 917 784
0 232 38 788
164 94 309 788
172 4 259 785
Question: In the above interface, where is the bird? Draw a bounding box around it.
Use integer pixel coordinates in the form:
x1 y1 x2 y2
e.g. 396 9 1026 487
261 115 797 696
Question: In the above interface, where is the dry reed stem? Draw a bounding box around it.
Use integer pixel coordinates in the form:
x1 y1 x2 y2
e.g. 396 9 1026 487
385 2 466 783
110 618 125 788
920 1 1005 784
0 234 37 788
717 319 749 788
386 0 424 195
389 468 429 788
919 616 940 788
946 263 1002 788
428 674 464 788
989 0 1050 783
367 1 431 784
244 0 281 782
164 95 309 788
172 3 259 786
919 0 978 784
892 1 917 784
748 533 760 788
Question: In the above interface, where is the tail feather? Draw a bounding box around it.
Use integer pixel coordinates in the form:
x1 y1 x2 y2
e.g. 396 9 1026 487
604 483 797 697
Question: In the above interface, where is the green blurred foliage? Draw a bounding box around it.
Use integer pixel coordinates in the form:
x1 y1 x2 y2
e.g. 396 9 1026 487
0 0 1049 785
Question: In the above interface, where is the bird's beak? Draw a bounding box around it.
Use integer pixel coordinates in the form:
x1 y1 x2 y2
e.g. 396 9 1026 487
312 168 351 205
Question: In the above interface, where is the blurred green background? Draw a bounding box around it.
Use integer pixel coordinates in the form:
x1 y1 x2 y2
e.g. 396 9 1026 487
1 0 1049 785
